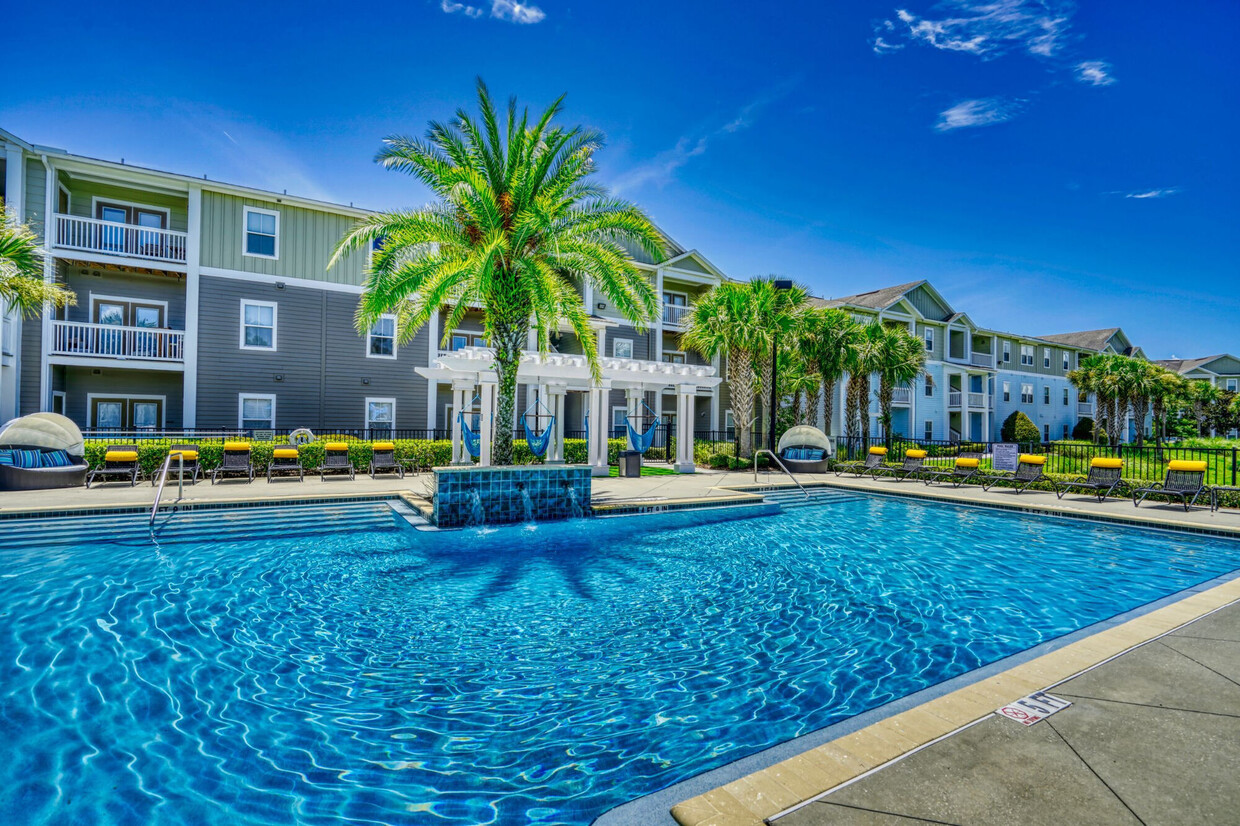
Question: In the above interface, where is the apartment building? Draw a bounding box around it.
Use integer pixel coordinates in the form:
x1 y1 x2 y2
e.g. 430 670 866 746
815 282 1145 443
1156 354 1240 394
0 127 728 438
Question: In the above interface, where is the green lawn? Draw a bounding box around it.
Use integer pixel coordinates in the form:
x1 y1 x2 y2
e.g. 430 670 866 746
607 464 677 477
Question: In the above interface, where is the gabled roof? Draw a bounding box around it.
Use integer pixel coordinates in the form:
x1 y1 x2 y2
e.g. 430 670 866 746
1156 354 1240 376
815 280 928 311
1039 328 1125 353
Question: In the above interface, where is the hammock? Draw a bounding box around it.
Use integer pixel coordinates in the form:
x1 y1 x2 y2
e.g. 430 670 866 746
521 399 555 457
625 399 662 453
458 395 481 458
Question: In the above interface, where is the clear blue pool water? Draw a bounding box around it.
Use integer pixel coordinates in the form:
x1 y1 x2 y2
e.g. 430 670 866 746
2 496 1239 826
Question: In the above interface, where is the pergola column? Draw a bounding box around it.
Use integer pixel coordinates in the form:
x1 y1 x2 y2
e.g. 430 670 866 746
450 379 473 465
478 378 496 467
588 379 611 477
545 383 567 464
675 383 697 473
623 386 643 450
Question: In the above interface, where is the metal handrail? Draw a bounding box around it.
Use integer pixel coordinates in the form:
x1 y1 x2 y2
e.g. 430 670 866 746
150 451 186 527
753 448 809 498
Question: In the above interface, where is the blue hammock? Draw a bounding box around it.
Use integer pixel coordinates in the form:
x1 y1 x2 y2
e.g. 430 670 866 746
625 400 662 453
521 399 555 457
458 396 482 458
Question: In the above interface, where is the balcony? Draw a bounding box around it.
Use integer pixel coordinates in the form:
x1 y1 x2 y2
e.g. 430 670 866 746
50 320 184 364
1078 401 1094 416
662 304 689 327
54 214 188 265
968 392 986 408
948 391 962 408
891 387 911 405
970 352 994 368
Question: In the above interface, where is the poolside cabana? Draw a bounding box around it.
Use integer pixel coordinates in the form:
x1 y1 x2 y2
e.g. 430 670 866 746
416 347 722 475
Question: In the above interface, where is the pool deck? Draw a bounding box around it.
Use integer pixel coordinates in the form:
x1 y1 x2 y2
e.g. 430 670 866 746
4 468 1240 826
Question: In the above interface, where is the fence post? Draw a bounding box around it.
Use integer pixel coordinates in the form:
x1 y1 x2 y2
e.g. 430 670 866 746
1233 448 1237 487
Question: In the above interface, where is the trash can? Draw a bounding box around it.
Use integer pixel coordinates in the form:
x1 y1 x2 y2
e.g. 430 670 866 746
618 450 642 478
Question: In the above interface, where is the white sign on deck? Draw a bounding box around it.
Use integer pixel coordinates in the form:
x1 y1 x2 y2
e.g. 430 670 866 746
998 691 1072 726
991 443 1020 472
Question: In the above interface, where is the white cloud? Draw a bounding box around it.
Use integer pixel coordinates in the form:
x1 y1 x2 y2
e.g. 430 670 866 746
880 1 1074 60
1075 59 1116 86
934 98 1018 131
1125 188 1179 199
441 0 544 23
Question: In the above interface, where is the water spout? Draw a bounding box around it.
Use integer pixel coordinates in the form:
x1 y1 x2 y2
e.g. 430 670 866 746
518 485 535 524
565 485 584 519
466 489 486 527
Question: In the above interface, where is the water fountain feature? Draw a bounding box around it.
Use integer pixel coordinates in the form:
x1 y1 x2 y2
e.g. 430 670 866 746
519 486 535 524
565 486 584 519
465 490 486 527
431 465 592 528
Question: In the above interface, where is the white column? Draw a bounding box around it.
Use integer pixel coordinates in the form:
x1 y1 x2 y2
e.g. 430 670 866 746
675 384 696 473
478 378 495 467
38 158 55 412
961 371 971 440
624 385 643 451
2 147 25 421
546 383 566 464
450 380 471 465
588 380 611 476
654 267 665 362
426 311 440 431
182 184 201 428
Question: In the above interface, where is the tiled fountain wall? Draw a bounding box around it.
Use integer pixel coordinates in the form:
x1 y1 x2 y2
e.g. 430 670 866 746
432 465 592 528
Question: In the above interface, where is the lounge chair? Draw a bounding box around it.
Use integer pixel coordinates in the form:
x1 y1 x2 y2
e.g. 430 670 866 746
835 446 887 477
211 442 254 484
369 441 405 479
1053 458 1125 502
86 444 141 488
1132 460 1210 512
320 442 355 480
267 445 304 482
872 449 927 481
982 454 1047 493
152 444 200 486
923 456 981 487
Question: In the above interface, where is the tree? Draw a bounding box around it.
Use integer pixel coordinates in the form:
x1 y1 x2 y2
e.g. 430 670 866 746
748 278 807 445
1072 416 1095 441
799 307 859 436
1070 353 1130 446
874 324 927 444
1148 367 1184 450
1001 410 1041 444
1118 359 1160 447
1184 380 1221 437
682 284 761 458
0 200 75 317
843 321 886 443
331 81 663 465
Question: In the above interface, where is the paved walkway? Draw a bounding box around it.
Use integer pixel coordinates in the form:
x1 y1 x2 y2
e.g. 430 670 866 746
776 601 1240 826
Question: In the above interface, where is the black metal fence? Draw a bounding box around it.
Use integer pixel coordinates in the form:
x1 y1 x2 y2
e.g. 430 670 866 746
81 427 454 443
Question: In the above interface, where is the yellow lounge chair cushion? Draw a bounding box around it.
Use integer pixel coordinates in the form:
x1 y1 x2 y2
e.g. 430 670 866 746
104 450 138 462
955 457 980 468
372 442 395 451
1019 455 1046 465
325 441 350 452
273 448 299 459
1090 457 1123 469
868 446 888 455
1168 460 1207 472
171 449 198 461
224 442 251 452
905 449 927 459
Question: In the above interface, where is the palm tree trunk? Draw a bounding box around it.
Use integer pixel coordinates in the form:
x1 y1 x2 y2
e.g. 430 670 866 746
878 375 893 445
729 346 756 459
856 374 872 443
489 320 527 466
823 379 836 435
844 376 860 444
805 382 821 428
1132 397 1148 448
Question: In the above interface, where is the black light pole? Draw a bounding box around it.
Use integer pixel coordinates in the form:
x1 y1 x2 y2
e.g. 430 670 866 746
769 279 793 451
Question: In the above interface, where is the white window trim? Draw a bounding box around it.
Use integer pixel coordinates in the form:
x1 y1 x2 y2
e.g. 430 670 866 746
89 293 171 325
52 390 66 415
87 393 168 428
924 420 934 441
365 314 398 360
923 327 934 351
1043 386 1051 404
1227 379 1238 392
1002 381 1011 402
238 393 277 429
1043 347 1051 368
365 397 397 431
57 182 71 213
661 290 688 305
924 375 934 396
662 348 687 364
613 337 634 358
242 205 281 260
1062 351 1070 370
1021 384 1034 404
239 299 278 351
90 195 172 225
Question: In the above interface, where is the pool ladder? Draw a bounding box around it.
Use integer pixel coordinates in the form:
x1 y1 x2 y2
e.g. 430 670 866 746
150 451 189 529
753 449 809 498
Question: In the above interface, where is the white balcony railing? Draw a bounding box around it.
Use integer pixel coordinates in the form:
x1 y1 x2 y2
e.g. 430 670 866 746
54 214 188 264
968 392 986 408
891 387 911 404
50 320 184 362
948 391 963 408
970 352 993 367
662 304 689 326
1078 402 1094 415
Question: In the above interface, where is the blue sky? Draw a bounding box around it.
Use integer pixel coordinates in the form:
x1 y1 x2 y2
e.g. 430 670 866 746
4 0 1237 358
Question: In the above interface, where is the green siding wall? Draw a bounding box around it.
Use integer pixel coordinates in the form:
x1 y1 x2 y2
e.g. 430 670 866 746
199 191 367 285
63 177 189 232
24 158 46 240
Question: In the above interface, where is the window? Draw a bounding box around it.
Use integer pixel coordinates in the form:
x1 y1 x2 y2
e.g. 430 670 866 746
1063 424 1070 439
924 420 933 442
724 409 735 438
923 327 934 352
1228 379 1238 392
1043 424 1050 442
662 292 688 324
1062 351 1070 371
1002 381 1011 402
924 375 934 396
1002 341 1011 363
89 395 165 429
366 398 395 435
240 300 277 350
242 206 279 258
613 338 634 359
1063 388 1070 406
1043 348 1051 368
239 394 275 429
367 315 397 359
662 350 686 364
1043 386 1050 404
1021 384 1034 404
1020 345 1034 366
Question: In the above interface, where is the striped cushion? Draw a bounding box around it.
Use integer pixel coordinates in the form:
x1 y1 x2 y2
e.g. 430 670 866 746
0 449 12 467
13 449 43 469
804 448 825 461
40 450 73 468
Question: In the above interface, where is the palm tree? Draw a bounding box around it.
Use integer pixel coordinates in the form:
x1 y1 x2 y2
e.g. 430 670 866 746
844 321 886 444
777 348 819 426
1185 380 1222 437
331 80 663 465
1119 359 1160 447
799 307 859 436
0 200 75 317
682 283 762 458
874 325 928 445
748 278 807 447
1148 367 1183 451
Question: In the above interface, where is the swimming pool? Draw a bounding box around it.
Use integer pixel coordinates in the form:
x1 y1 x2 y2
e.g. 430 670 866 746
2 495 1239 825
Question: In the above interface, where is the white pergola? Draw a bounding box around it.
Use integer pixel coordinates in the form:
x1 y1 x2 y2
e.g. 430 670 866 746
416 347 722 475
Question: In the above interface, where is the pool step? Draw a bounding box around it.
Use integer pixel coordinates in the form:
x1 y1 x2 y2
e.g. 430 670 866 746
0 501 410 550
761 488 864 508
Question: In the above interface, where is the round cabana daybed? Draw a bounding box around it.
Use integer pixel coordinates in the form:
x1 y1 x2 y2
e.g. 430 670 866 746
776 425 833 474
0 413 89 491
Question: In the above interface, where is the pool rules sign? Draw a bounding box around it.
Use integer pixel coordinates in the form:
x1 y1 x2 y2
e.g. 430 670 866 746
998 691 1071 726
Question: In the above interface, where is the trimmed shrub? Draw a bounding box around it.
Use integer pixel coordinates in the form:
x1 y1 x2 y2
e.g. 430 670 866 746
1000 411 1041 444
1071 417 1095 441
